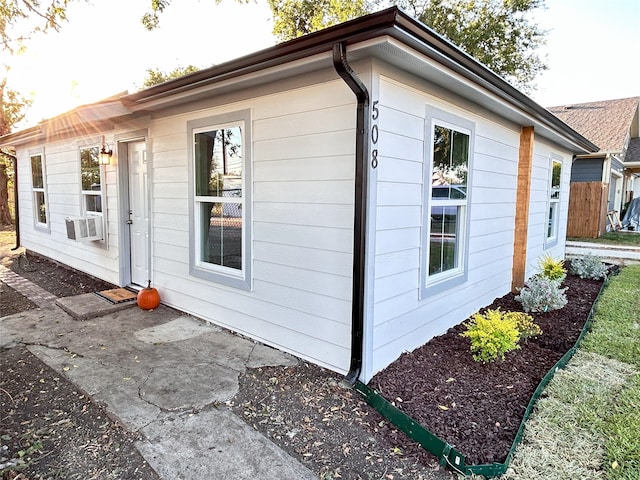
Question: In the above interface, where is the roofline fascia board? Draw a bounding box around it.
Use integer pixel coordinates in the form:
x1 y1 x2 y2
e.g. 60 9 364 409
122 7 596 154
0 125 44 148
383 19 597 153
126 51 338 112
355 35 593 153
2 7 598 155
123 9 400 106
574 152 616 160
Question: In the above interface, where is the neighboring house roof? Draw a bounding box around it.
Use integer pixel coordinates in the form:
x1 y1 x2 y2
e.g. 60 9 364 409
625 138 640 171
627 137 640 162
548 97 640 153
1 7 597 154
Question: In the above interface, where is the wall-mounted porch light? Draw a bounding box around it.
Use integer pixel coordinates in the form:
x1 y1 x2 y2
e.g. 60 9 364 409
99 142 113 165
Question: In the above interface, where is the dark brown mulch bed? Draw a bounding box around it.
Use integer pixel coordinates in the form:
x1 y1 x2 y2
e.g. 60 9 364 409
1 284 37 316
370 272 605 466
5 251 115 298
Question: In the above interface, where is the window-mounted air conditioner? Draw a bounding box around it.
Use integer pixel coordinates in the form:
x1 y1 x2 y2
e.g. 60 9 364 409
65 216 103 242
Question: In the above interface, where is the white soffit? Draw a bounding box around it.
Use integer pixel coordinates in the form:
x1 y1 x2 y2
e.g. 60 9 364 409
347 36 591 153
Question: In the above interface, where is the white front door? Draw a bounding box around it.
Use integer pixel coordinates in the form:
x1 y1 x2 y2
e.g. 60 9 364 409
128 141 149 286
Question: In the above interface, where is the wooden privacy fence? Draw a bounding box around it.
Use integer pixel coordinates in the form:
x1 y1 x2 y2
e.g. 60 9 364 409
567 182 608 238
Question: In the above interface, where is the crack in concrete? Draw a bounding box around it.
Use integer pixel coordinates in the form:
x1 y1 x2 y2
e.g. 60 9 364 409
24 341 86 359
246 342 257 368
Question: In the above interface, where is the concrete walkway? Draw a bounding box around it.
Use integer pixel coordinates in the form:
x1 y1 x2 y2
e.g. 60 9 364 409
565 240 640 265
0 269 317 480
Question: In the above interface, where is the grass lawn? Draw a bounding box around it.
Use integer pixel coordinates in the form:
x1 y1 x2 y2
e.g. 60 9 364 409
499 265 640 480
569 231 640 246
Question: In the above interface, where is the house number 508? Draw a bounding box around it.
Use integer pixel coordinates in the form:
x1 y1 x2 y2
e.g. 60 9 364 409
371 100 379 169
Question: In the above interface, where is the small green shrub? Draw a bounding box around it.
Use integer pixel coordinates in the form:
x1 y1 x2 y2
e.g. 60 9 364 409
515 275 568 313
570 254 609 280
506 310 543 340
460 309 541 363
538 253 566 283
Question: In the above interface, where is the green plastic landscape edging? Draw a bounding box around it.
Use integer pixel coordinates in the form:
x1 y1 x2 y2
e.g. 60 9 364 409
355 271 615 478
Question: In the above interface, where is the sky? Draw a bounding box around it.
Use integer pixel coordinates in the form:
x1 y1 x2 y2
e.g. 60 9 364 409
4 0 639 129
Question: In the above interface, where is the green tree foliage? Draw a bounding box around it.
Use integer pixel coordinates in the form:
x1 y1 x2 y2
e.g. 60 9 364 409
141 65 201 88
267 0 369 42
1 74 31 224
266 0 547 91
2 0 547 91
399 0 547 91
0 75 31 136
141 0 252 30
0 0 80 52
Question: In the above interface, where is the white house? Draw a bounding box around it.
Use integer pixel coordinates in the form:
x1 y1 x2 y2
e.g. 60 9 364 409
1 8 597 383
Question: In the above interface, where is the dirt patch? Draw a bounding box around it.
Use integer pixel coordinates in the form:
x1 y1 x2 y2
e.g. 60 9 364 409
0 347 159 480
1 230 158 480
230 362 453 480
1 284 37 316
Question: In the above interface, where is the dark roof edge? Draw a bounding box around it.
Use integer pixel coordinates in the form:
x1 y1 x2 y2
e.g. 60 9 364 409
124 7 597 153
387 13 598 152
123 8 401 105
3 7 597 153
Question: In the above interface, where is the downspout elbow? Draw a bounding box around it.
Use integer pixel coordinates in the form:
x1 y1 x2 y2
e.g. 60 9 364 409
332 42 370 386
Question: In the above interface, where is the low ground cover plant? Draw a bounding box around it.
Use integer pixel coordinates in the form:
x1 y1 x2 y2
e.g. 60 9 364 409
515 275 568 313
460 309 541 363
515 254 568 313
570 254 609 280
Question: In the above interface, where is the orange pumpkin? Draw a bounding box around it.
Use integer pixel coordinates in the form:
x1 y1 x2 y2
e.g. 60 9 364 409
137 281 161 310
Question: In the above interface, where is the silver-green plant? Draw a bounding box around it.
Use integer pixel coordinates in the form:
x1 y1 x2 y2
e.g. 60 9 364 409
570 254 609 280
515 275 568 313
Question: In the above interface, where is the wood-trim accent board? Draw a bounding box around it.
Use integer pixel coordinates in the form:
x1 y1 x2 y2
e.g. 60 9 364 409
512 126 534 292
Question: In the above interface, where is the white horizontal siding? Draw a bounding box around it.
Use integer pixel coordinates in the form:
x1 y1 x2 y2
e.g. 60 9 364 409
15 136 121 285
525 140 574 276
366 75 524 380
144 78 356 374
375 227 420 255
253 155 354 182
255 221 352 250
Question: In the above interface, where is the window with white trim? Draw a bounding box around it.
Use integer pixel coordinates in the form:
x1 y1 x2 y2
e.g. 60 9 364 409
188 110 251 290
30 153 48 227
421 108 474 296
80 146 103 214
547 157 562 243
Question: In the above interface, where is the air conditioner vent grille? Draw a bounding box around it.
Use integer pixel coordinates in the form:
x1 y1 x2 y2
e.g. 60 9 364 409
65 217 103 242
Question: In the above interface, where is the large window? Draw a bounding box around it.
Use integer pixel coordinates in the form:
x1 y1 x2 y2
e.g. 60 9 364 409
80 146 102 214
189 110 251 289
547 157 562 243
422 108 474 296
30 153 48 228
